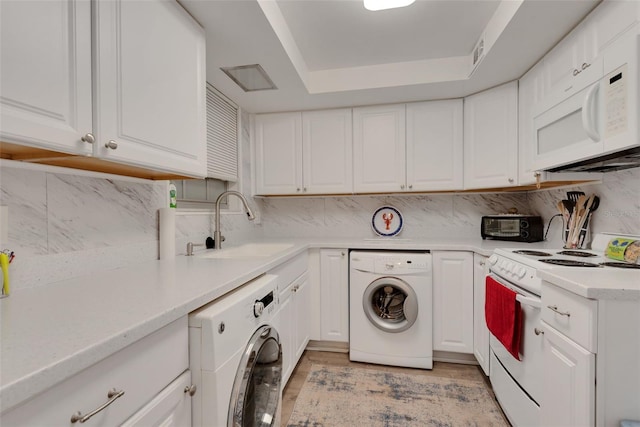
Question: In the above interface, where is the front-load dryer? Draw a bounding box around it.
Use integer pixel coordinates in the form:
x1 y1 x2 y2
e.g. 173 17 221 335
189 274 282 427
350 251 433 369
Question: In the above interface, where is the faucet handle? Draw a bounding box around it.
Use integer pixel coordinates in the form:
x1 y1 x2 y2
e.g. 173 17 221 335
186 242 205 256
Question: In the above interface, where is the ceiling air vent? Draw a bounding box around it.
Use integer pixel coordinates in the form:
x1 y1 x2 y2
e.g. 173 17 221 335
221 64 277 92
471 34 485 73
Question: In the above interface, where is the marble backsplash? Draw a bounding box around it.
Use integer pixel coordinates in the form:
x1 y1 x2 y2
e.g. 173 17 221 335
2 157 639 291
526 167 640 246
257 192 532 239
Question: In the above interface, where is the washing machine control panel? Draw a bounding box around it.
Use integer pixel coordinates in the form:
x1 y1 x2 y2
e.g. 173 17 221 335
253 290 275 318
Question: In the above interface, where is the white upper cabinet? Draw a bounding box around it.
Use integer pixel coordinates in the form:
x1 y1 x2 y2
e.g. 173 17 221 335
0 0 93 155
93 0 206 177
303 109 353 194
254 113 302 195
539 0 638 113
518 62 545 185
464 81 518 189
255 109 353 196
0 0 206 179
353 104 406 193
354 101 463 193
406 100 463 191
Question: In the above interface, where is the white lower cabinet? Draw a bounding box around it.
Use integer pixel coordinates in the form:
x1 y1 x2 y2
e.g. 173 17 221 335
121 370 192 427
540 321 595 427
279 272 310 385
1 318 190 426
472 254 490 375
539 281 640 426
319 249 349 343
432 251 474 354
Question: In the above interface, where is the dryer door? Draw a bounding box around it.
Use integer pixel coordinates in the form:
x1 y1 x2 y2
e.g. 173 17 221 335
228 325 282 427
363 277 419 333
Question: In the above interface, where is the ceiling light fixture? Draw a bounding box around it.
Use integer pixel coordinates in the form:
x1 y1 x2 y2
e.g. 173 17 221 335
363 0 416 11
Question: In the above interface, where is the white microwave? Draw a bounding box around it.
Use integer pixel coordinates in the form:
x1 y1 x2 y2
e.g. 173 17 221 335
532 25 639 172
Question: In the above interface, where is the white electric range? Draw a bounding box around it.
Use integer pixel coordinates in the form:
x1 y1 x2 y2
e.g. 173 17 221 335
486 232 640 426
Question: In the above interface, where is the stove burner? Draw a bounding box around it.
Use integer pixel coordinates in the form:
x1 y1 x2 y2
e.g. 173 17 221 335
556 250 598 257
600 262 640 269
512 250 552 257
539 259 602 267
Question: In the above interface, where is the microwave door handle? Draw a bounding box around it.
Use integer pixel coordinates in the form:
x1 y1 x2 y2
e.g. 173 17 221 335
581 82 601 142
516 294 541 309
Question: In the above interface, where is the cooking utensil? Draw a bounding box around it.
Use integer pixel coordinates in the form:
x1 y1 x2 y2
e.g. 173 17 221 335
577 195 600 248
567 191 585 203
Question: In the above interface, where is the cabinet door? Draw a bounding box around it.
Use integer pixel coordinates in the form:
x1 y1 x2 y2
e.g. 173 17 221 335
121 370 192 427
93 0 206 177
518 62 545 186
463 82 518 189
255 113 303 195
319 249 349 343
353 104 406 193
432 251 474 353
278 286 295 385
303 109 353 194
542 28 601 108
0 0 93 155
540 323 595 427
472 254 490 375
294 275 311 362
406 100 463 191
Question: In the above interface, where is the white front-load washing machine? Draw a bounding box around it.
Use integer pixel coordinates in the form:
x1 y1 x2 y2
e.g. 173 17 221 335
189 274 282 427
350 251 433 369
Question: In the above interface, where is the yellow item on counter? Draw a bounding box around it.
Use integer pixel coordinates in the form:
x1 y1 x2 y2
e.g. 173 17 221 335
606 238 640 263
0 252 9 296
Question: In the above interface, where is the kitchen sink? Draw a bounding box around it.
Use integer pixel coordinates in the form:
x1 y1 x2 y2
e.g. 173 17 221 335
196 243 294 259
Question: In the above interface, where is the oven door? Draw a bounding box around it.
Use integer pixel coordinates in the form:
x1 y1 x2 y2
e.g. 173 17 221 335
487 272 543 424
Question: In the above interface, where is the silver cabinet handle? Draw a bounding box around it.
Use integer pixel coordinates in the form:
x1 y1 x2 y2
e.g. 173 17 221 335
296 188 301 192
534 328 544 335
71 389 125 423
582 62 590 70
400 185 405 190
81 133 95 144
303 187 307 192
479 261 485 266
408 184 413 189
184 385 197 396
573 69 580 76
547 305 571 317
508 178 514 183
104 140 118 150
341 252 345 257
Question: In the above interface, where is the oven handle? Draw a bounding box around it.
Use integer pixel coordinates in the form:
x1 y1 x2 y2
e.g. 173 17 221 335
516 294 541 309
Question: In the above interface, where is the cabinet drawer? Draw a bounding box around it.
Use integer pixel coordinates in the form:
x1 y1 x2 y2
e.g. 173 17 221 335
270 252 309 290
541 283 597 352
2 318 188 426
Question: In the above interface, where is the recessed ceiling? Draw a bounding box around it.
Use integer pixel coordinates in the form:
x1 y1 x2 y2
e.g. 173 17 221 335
180 0 601 113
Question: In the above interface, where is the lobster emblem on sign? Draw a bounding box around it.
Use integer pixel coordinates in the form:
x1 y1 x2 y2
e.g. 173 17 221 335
382 212 394 230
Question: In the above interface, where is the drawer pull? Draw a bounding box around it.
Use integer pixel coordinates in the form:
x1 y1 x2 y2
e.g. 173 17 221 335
534 327 544 335
547 305 571 317
184 384 197 396
70 389 125 423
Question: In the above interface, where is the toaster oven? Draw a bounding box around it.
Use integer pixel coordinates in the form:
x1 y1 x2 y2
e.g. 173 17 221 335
481 215 544 242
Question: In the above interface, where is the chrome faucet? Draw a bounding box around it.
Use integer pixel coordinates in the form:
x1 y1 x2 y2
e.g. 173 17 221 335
214 191 255 250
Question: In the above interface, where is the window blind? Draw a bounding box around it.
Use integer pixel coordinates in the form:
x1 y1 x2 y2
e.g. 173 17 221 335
206 84 238 181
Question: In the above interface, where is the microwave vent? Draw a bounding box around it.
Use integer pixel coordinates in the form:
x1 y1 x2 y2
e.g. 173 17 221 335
546 146 640 173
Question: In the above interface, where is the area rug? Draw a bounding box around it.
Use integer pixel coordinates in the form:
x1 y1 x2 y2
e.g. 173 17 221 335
286 364 507 427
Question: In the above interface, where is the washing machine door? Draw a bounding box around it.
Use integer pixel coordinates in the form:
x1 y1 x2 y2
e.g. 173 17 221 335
363 277 419 333
228 324 282 427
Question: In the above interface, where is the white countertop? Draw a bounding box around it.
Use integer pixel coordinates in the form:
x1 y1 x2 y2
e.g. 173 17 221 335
538 268 640 300
1 236 633 412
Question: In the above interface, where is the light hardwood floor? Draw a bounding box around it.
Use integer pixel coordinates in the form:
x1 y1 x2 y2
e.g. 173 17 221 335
281 350 509 426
